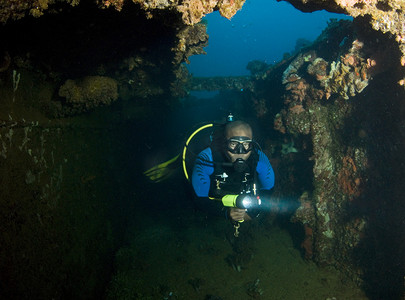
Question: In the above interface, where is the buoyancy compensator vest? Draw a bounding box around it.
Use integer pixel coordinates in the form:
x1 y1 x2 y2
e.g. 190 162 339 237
208 147 259 199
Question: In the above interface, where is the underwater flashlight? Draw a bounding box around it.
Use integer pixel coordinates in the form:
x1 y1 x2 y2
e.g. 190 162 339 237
222 193 262 209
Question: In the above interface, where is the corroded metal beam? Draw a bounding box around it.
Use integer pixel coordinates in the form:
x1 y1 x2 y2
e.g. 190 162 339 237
188 76 254 91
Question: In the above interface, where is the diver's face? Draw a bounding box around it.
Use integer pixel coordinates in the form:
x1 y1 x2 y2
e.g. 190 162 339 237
225 127 253 163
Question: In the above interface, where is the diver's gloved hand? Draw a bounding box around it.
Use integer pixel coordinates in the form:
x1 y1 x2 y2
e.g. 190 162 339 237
221 194 261 222
229 208 251 222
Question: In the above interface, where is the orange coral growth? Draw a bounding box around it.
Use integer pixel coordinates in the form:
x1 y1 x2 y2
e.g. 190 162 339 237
175 0 245 25
301 224 313 259
285 74 300 82
366 58 376 68
285 79 308 102
338 155 362 199
274 113 286 134
218 0 245 20
344 156 357 172
341 53 358 66
177 0 210 25
289 104 305 114
99 0 125 11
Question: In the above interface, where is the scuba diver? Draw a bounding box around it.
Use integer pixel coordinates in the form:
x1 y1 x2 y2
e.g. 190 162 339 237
191 115 275 237
144 113 275 237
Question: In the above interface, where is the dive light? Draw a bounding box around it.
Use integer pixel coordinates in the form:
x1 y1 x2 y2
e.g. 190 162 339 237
222 193 262 209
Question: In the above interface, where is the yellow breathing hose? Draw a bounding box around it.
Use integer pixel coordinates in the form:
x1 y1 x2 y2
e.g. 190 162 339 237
182 123 214 181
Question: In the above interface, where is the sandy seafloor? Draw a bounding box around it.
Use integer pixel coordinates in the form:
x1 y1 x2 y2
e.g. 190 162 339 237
107 178 368 300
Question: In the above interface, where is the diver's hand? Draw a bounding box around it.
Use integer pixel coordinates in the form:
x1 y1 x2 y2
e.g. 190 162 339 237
229 208 251 222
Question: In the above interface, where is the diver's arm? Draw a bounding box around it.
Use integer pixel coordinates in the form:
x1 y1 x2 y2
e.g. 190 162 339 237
191 148 227 217
256 150 275 191
257 150 275 209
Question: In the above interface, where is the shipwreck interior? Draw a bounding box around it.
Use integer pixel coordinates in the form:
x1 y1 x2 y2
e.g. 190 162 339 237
0 0 404 299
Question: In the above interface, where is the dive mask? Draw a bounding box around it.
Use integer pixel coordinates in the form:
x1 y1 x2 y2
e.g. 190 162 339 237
227 136 253 154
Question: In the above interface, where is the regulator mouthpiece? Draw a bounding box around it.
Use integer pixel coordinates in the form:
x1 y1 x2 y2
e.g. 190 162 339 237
233 158 248 172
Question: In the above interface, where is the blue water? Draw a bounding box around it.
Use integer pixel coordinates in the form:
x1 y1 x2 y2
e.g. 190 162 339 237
187 0 352 77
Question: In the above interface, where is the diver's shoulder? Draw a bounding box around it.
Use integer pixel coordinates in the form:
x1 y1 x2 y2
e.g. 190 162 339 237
256 149 270 160
198 147 213 158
